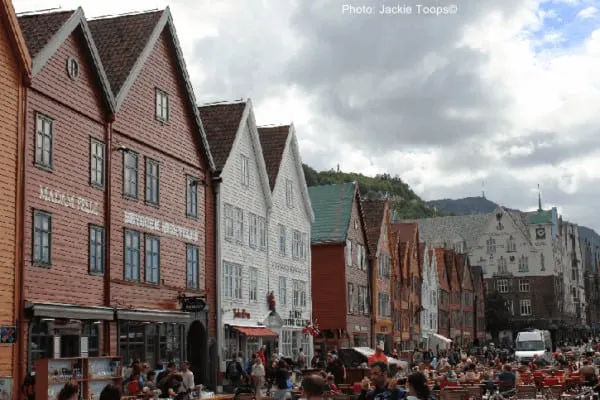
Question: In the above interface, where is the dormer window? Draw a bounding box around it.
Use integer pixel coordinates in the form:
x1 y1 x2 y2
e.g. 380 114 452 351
155 89 169 122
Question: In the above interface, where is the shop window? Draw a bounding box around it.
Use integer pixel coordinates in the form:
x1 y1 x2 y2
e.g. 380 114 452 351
29 320 53 371
159 323 182 365
82 321 100 357
118 321 183 367
353 334 368 347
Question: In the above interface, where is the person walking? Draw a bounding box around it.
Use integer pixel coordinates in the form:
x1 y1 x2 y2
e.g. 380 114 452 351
251 356 266 396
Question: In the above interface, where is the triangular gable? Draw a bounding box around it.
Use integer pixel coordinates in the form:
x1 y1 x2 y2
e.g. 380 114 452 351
435 249 450 291
258 124 314 223
90 8 215 170
200 99 272 209
459 255 474 291
362 199 387 256
347 183 371 253
484 206 533 250
1 0 31 74
18 8 115 111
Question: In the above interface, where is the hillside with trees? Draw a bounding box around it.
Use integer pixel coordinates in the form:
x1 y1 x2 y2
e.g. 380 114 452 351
302 164 446 219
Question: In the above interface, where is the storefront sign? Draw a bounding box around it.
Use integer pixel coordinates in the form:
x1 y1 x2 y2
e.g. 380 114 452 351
39 186 100 216
182 297 206 312
124 211 199 242
283 310 308 327
272 262 304 275
0 326 16 344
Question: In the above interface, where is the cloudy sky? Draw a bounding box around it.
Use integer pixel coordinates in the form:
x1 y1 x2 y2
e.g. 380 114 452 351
14 0 600 229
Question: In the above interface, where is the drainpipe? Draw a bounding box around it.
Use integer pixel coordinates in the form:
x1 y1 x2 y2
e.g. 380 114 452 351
15 76 28 394
103 116 114 355
212 175 223 393
369 254 377 348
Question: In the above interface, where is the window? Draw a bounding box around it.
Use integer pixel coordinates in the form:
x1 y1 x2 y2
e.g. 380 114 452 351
89 225 104 274
292 230 301 259
240 155 249 186
278 224 286 256
346 240 352 266
90 139 105 188
357 245 366 270
378 253 390 278
234 207 244 243
124 230 140 281
520 299 532 316
186 245 199 290
145 235 160 284
155 89 169 122
249 267 258 301
145 158 159 205
348 283 355 313
519 255 529 272
293 280 307 308
498 256 507 273
486 237 496 254
249 213 258 248
224 204 234 240
496 279 508 293
123 151 138 199
506 235 516 252
67 56 80 79
358 286 369 314
300 233 308 260
286 179 294 208
33 210 52 266
281 329 292 359
35 113 53 168
258 217 267 250
540 253 545 271
279 277 287 305
186 176 198 217
507 300 514 315
378 292 391 317
223 261 242 299
82 321 99 357
519 279 530 292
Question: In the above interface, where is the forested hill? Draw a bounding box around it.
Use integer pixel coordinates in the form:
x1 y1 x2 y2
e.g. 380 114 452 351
302 164 444 219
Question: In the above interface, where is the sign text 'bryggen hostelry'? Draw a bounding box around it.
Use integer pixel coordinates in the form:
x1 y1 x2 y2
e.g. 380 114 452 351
39 186 100 216
124 211 200 242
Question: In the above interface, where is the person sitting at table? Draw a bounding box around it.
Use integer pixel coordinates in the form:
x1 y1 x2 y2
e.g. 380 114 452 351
326 374 342 393
579 359 598 386
459 363 480 384
497 364 516 392
407 372 434 400
358 362 406 400
301 374 327 400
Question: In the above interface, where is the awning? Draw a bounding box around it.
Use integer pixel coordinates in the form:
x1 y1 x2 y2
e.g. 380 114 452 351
233 326 278 337
27 302 114 320
432 333 452 343
116 308 191 324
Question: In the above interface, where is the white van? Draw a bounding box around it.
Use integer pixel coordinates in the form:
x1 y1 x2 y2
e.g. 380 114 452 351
514 330 552 363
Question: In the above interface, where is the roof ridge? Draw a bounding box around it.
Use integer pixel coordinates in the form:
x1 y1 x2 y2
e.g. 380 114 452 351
16 8 70 16
90 9 162 20
199 99 245 107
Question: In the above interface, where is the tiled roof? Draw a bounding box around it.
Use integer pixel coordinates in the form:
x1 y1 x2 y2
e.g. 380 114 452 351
399 242 409 281
413 213 488 250
455 253 466 283
362 199 386 255
257 126 289 190
393 222 417 243
435 248 450 290
471 265 483 285
18 10 75 57
308 182 356 244
526 209 552 225
197 102 246 171
88 10 163 94
418 242 425 279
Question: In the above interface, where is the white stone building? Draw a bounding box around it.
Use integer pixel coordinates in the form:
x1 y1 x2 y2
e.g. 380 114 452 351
421 245 439 344
258 124 314 361
198 100 275 366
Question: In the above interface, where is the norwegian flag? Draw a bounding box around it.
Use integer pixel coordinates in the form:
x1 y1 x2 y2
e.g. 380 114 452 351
303 320 320 338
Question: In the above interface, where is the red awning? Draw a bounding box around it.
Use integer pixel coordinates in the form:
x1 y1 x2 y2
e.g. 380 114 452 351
233 326 278 337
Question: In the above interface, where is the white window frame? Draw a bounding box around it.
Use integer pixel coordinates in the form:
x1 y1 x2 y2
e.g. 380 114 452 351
346 240 353 266
281 329 293 358
519 279 530 292
292 230 301 259
223 261 243 300
348 283 354 313
234 207 244 243
496 279 508 293
520 299 532 316
224 204 234 240
300 233 308 260
486 237 496 254
286 179 294 208
519 255 529 272
278 224 286 256
258 217 267 250
498 257 507 274
279 276 287 305
90 138 105 188
249 213 258 248
249 267 258 302
240 154 249 187
293 280 307 309
507 236 516 252
155 88 169 122
358 245 366 270
35 113 53 168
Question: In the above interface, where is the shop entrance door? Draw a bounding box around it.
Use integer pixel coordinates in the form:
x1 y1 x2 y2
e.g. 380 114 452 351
61 335 80 358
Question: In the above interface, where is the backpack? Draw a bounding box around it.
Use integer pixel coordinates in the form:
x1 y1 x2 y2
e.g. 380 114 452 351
126 375 142 395
228 361 241 379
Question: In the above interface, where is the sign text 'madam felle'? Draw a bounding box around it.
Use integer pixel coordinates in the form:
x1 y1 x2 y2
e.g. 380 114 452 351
124 211 200 242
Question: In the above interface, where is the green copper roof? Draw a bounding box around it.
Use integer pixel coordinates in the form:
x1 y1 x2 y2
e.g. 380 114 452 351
308 182 356 244
529 210 552 224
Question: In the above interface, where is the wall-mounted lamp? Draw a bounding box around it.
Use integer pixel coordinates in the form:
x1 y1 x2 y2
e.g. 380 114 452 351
115 144 132 153
93 321 102 325
41 318 55 322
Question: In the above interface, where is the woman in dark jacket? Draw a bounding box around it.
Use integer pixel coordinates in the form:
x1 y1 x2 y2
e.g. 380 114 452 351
274 360 292 400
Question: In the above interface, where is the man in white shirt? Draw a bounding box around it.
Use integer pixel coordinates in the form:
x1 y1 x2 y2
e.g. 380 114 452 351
180 361 195 393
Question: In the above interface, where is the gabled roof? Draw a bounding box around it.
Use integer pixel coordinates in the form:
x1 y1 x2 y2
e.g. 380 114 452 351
435 248 450 291
257 125 288 190
362 199 387 255
393 222 418 243
471 265 483 286
456 253 474 290
198 99 272 208
258 124 314 222
444 249 460 291
1 0 31 74
198 102 246 170
308 182 359 244
89 8 215 170
18 8 115 110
